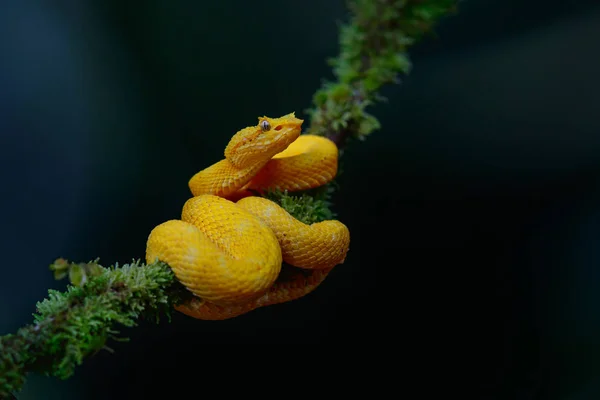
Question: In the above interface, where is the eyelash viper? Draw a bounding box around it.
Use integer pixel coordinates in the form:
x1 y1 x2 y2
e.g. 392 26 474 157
145 112 350 320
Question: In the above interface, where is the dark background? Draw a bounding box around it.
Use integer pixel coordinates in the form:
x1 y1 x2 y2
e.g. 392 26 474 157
1 0 600 398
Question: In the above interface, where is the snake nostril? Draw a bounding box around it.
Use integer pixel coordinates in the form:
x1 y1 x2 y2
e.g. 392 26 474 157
274 125 283 131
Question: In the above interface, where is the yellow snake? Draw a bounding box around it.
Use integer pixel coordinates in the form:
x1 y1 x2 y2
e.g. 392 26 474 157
145 113 350 320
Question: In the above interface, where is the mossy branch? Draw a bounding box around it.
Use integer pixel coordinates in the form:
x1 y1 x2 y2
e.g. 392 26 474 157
307 0 458 149
0 260 192 396
0 1 457 397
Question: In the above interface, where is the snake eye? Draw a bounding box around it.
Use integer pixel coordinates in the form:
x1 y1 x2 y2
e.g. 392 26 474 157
260 120 271 131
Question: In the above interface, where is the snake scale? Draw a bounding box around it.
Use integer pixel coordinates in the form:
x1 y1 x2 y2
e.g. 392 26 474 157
145 113 350 320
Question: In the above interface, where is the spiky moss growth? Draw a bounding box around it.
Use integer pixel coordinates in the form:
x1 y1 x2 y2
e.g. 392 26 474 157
0 1 458 397
307 0 458 148
0 259 190 397
263 184 337 224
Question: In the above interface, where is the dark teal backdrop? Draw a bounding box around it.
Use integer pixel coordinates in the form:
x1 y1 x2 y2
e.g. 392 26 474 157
1 0 600 398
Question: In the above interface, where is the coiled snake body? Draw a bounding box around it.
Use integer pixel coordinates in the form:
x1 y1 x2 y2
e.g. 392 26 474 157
146 113 350 320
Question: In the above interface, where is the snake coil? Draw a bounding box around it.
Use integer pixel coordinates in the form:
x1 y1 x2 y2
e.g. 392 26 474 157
146 113 350 320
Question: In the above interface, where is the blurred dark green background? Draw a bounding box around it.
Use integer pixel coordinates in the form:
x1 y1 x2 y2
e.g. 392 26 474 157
1 0 600 398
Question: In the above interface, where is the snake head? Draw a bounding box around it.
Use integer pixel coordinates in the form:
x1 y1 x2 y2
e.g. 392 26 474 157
225 112 303 168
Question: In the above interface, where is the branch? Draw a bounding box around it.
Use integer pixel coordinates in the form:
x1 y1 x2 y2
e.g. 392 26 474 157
307 0 458 149
0 1 458 397
0 259 191 396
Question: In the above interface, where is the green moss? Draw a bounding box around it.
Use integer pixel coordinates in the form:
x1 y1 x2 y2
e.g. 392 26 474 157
0 259 190 397
306 0 458 146
263 184 337 224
